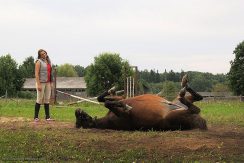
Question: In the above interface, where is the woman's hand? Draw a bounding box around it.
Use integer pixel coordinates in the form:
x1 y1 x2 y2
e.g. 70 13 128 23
37 84 42 91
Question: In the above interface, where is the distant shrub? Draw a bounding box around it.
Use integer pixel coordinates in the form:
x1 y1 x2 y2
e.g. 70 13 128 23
17 91 35 99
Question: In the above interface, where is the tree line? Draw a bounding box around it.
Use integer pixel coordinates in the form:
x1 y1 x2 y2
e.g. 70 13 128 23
1 40 244 97
139 69 228 91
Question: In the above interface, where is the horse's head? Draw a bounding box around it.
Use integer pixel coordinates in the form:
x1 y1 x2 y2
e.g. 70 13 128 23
75 108 95 128
192 114 207 130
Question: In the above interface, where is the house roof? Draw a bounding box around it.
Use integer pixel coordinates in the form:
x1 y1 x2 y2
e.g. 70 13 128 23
23 77 87 89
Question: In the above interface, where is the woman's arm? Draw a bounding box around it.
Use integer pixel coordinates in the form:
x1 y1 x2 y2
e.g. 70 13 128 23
35 61 42 91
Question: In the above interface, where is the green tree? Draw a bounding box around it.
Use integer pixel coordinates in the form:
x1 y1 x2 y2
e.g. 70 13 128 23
212 83 230 92
155 70 161 83
56 63 78 77
186 71 213 92
139 69 161 83
85 53 131 96
74 65 85 77
159 81 179 101
228 41 244 95
0 54 24 96
19 56 35 78
189 73 212 92
139 70 150 82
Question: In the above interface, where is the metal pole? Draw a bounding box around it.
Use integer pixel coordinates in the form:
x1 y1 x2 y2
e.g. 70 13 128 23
129 76 132 97
132 77 134 97
134 66 138 96
127 77 129 98
54 68 57 104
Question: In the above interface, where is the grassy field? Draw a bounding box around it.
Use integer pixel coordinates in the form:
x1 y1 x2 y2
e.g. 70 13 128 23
199 100 244 126
0 99 244 162
0 99 108 122
1 99 244 125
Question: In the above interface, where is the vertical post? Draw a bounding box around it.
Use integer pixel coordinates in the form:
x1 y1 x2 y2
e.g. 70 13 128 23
164 69 167 97
5 90 7 99
124 75 127 98
132 77 134 97
240 95 243 102
126 77 129 98
134 66 138 96
129 76 132 97
125 66 139 98
54 68 57 104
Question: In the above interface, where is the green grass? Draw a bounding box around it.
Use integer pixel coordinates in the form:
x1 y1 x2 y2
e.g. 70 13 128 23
0 128 153 162
198 100 244 126
0 123 242 162
0 99 244 162
1 98 244 126
0 99 108 122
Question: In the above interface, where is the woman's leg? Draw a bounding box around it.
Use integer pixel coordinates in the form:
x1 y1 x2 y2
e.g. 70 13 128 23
44 82 52 119
35 83 45 119
34 103 41 119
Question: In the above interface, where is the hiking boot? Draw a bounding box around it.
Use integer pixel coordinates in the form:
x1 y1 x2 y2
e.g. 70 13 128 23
181 74 189 88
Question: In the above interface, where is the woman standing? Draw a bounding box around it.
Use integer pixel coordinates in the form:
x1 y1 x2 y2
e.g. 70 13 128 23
34 49 54 122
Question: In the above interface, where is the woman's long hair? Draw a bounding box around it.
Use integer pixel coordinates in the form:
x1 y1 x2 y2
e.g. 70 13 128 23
37 49 51 64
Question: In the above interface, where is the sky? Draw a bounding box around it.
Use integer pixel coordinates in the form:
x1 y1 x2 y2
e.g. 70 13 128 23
0 0 244 74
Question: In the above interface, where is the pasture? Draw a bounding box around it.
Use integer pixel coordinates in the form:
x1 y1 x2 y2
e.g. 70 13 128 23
0 99 244 162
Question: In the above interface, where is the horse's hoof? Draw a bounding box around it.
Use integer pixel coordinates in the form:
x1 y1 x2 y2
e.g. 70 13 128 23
125 104 133 111
181 74 188 87
108 86 116 95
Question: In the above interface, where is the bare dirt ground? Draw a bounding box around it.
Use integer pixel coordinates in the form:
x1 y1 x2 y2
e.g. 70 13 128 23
1 117 244 162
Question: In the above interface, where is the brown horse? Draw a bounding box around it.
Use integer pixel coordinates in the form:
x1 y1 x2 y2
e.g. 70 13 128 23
75 76 207 131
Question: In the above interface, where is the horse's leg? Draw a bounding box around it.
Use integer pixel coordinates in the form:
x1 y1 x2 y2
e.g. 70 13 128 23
178 96 201 114
178 87 201 114
104 101 130 118
97 91 110 102
97 86 117 102
180 74 203 103
186 86 203 103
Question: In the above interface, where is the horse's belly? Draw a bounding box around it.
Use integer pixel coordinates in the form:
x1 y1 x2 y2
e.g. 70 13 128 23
121 94 179 128
128 102 169 127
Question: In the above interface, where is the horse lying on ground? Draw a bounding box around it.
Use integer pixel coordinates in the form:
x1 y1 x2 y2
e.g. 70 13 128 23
75 75 207 131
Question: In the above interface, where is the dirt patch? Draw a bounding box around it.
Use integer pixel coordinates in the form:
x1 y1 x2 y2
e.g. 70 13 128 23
0 116 243 162
0 117 31 123
0 116 74 129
